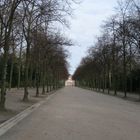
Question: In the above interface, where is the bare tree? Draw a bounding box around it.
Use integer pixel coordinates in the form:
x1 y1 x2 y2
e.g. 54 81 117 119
0 0 22 110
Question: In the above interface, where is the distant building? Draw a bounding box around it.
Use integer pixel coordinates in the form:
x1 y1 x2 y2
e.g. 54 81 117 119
65 75 75 86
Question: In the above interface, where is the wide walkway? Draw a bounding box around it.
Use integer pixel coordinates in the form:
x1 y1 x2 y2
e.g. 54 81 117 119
1 87 140 140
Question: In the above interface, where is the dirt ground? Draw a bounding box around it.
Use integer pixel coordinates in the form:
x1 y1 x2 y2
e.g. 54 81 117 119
0 88 48 124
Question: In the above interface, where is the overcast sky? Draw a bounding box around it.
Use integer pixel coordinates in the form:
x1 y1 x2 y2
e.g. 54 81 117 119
66 0 118 74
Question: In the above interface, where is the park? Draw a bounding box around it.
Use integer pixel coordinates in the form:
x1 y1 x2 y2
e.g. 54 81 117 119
0 0 140 139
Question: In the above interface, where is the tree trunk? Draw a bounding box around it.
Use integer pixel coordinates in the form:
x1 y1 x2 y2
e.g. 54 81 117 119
123 42 127 98
107 63 110 94
103 68 106 93
9 58 14 90
129 44 133 93
36 73 39 97
0 46 8 110
42 75 45 95
46 79 49 93
17 36 23 89
42 62 46 95
9 45 15 90
23 43 30 101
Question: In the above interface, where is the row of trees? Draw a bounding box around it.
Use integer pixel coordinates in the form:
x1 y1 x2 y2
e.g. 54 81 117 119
0 0 74 110
73 0 140 98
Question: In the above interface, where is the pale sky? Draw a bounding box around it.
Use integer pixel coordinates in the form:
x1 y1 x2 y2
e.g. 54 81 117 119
66 0 118 74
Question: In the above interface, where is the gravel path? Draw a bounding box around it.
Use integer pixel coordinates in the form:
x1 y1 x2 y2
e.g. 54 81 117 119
0 87 140 140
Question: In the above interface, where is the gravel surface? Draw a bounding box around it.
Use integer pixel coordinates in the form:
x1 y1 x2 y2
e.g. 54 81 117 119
0 88 48 124
0 87 140 140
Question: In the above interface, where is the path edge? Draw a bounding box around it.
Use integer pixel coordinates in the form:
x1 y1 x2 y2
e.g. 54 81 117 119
0 90 58 137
